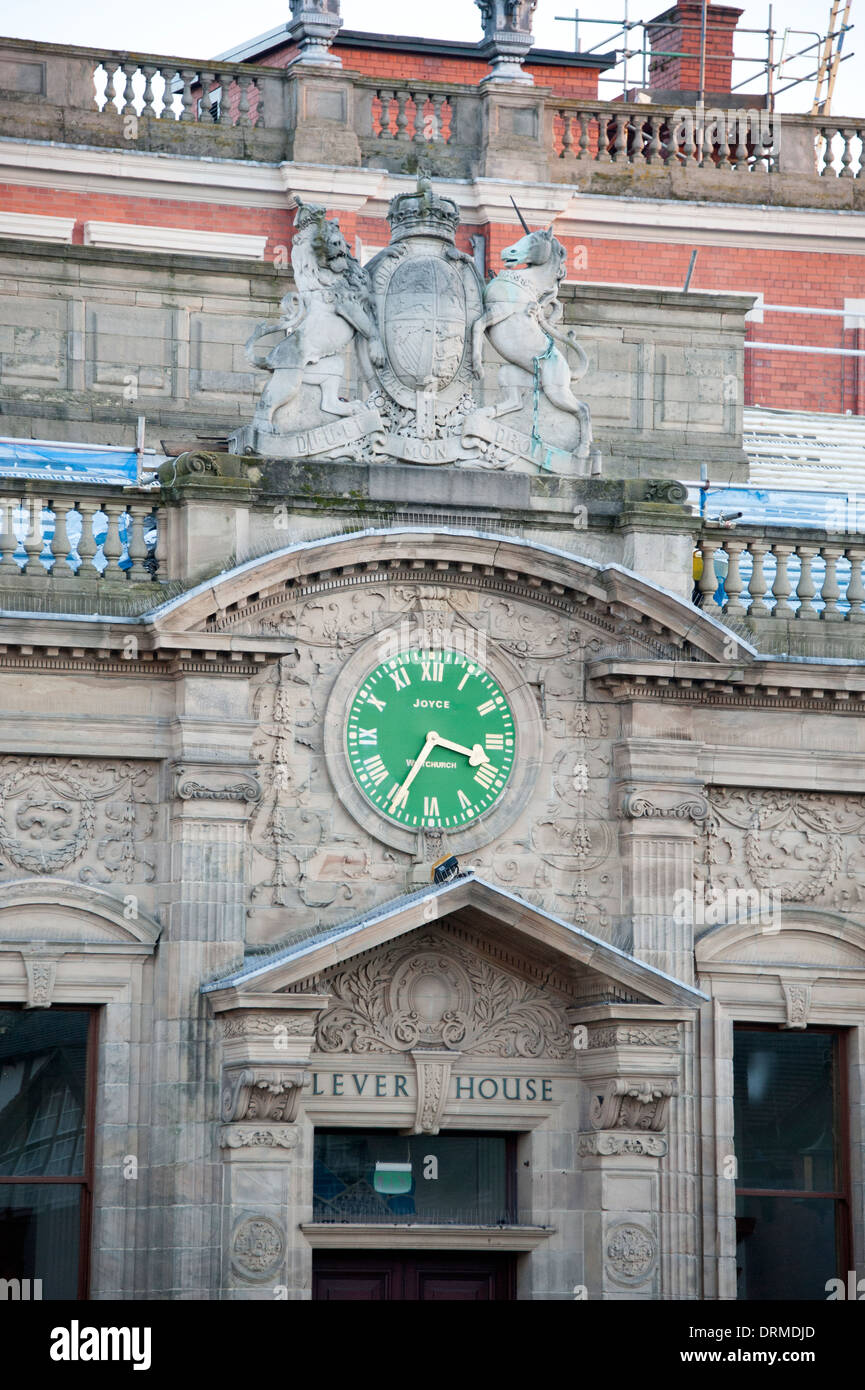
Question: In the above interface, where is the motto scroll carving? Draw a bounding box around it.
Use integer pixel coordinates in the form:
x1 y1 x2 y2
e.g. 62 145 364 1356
314 931 572 1058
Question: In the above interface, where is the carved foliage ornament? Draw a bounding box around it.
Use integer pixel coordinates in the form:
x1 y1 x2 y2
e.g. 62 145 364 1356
314 931 572 1058
221 1068 310 1123
0 757 156 883
577 1132 667 1158
590 1078 676 1132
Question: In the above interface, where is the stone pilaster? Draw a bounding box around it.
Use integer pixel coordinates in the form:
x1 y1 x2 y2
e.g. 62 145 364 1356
574 1009 687 1300
144 692 262 1299
209 993 328 1300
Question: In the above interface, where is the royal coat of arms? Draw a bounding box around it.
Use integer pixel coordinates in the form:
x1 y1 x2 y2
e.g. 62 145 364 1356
236 176 594 476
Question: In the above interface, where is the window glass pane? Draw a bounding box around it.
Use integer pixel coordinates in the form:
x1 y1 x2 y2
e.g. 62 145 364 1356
0 1183 82 1299
733 1030 837 1191
0 1010 89 1177
736 1195 839 1301
314 1130 511 1225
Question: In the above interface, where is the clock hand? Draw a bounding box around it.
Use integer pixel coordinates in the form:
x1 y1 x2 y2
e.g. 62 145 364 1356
432 735 489 767
389 730 438 812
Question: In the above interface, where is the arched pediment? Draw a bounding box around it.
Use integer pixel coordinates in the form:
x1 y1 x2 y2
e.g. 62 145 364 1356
696 907 865 971
0 877 161 949
148 527 748 665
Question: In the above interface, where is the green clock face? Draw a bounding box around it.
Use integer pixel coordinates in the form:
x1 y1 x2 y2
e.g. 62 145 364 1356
346 648 516 830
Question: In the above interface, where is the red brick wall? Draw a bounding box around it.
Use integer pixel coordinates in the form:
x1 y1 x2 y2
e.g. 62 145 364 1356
648 1 742 95
260 42 600 98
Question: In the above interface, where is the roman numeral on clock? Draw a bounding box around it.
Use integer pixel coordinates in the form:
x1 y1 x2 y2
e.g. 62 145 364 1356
358 728 377 745
485 733 504 750
477 698 497 716
457 789 474 814
388 667 411 691
365 693 386 713
474 762 498 789
421 662 444 682
423 796 439 817
363 755 388 785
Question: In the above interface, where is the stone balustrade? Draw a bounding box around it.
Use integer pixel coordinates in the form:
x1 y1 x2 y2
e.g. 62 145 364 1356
94 55 263 127
1 35 862 201
0 488 161 587
696 526 865 624
552 103 779 173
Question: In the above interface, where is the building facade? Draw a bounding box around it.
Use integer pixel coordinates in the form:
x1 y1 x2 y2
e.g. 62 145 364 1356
0 1 863 1301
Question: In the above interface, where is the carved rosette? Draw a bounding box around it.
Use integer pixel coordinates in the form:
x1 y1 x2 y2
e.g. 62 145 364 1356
604 1221 657 1287
230 1216 286 1282
590 1078 677 1132
221 1068 310 1124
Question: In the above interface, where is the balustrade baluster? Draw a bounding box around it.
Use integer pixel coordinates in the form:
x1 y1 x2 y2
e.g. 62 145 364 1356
20 499 45 575
577 111 590 162
643 114 660 166
747 540 771 616
411 93 426 143
794 543 819 617
377 90 393 138
821 545 844 620
840 128 855 178
50 501 74 581
100 502 125 578
104 64 118 113
141 64 157 116
218 73 235 125
179 69 196 122
77 502 98 577
697 537 723 614
395 91 410 140
820 126 838 176
121 63 137 116
845 545 865 621
770 543 795 617
734 112 749 172
160 67 179 120
431 95 446 143
238 75 253 127
199 71 216 122
682 114 697 166
125 505 150 581
723 540 747 617
700 115 715 168
0 502 21 576
560 111 573 159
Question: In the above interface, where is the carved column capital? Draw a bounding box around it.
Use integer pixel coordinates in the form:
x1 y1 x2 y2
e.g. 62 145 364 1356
620 786 709 823
589 1077 677 1132
221 1067 310 1124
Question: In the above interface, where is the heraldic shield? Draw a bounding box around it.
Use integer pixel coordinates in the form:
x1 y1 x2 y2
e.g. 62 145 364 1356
366 180 484 420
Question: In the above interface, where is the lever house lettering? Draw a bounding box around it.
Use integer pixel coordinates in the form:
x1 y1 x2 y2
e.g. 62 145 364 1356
309 1072 553 1100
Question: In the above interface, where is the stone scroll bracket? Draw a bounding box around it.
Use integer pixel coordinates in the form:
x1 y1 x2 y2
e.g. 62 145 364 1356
409 1049 458 1135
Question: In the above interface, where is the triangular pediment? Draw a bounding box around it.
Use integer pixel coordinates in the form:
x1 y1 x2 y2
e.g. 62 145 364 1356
204 873 705 1012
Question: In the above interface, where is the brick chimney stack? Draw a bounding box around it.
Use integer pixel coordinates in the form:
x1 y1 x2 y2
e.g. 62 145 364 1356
646 2 743 104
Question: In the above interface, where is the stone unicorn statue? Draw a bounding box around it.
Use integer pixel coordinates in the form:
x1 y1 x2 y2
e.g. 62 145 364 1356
246 200 384 432
472 213 591 452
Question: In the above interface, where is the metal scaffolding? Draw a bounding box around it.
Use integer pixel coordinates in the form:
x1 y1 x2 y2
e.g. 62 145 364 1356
554 2 855 113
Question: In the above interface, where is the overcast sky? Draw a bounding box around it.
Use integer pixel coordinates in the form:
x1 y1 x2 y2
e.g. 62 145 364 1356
3 0 861 114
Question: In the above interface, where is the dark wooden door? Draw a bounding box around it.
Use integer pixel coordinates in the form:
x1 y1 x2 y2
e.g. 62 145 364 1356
313 1251 515 1300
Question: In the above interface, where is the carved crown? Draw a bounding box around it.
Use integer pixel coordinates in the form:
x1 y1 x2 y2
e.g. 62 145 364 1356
387 180 460 243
